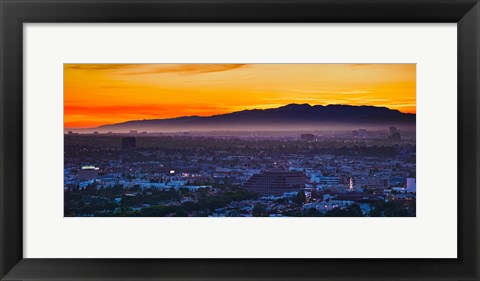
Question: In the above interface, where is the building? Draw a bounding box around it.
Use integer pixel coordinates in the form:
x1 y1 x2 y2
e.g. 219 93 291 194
312 176 341 189
77 166 99 181
121 137 136 149
389 126 398 134
300 134 315 141
243 171 306 196
406 178 416 193
389 132 401 141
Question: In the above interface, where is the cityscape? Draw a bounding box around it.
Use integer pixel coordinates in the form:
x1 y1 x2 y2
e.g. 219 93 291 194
64 64 416 217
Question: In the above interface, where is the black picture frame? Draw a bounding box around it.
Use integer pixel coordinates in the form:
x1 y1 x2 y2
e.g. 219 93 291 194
1 0 479 280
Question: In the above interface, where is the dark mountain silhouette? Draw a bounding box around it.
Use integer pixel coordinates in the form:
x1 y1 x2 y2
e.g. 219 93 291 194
93 104 415 132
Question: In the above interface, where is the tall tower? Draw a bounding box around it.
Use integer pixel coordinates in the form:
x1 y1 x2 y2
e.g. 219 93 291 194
349 178 354 191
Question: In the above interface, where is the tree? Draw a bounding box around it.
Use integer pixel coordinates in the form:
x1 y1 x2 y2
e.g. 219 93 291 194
303 207 322 217
179 187 190 196
371 201 414 217
79 204 93 214
324 204 363 217
294 190 306 206
173 206 189 217
141 205 176 217
252 203 267 217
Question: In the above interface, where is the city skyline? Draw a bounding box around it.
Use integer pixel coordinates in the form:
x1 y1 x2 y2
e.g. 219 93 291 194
64 63 416 217
64 64 416 128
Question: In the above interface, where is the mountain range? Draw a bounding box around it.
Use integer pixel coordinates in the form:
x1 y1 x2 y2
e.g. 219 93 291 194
90 104 415 132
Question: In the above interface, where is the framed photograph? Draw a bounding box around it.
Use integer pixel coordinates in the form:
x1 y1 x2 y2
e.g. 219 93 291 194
0 0 479 280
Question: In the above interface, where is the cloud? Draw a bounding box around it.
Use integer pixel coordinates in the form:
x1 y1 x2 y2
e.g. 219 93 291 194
293 89 372 95
65 64 248 76
124 64 248 76
341 97 390 102
64 103 231 117
64 104 170 115
64 64 138 70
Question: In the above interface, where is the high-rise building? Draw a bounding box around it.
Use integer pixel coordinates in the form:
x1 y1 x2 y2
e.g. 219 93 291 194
406 178 416 193
243 171 306 196
121 137 136 149
300 134 315 141
389 132 401 141
389 126 398 134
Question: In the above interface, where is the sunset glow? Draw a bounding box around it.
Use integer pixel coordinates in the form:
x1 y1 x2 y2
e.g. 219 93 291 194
64 64 416 128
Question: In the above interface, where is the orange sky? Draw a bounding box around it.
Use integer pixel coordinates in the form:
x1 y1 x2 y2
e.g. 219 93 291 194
64 64 416 128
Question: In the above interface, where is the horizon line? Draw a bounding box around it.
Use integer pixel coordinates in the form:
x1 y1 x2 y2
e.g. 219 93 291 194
64 103 416 129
